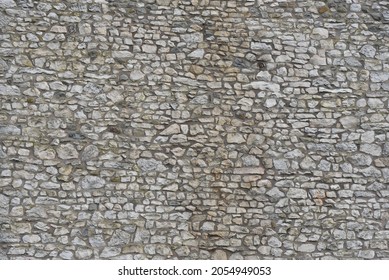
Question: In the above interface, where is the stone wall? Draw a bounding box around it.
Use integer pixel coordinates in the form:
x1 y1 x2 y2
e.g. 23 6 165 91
1 0 389 259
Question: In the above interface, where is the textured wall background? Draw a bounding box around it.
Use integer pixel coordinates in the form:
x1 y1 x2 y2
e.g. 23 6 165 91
1 0 389 260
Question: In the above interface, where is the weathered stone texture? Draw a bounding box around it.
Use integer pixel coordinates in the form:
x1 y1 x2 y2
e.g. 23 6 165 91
0 0 389 260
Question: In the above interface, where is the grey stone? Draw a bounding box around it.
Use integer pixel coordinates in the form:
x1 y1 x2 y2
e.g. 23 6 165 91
266 188 285 199
227 133 245 144
130 70 144 81
242 155 260 166
371 72 389 83
345 57 362 67
247 134 265 145
137 158 167 172
59 251 73 260
360 144 382 156
339 116 359 129
348 154 372 166
142 45 157 54
300 156 316 170
0 125 21 136
360 166 381 177
0 232 20 243
22 234 41 243
358 250 375 259
251 42 272 51
360 45 376 58
311 28 329 39
188 49 204 58
0 0 16 9
211 250 228 260
181 33 203 43
108 230 131 246
81 145 99 161
0 58 8 73
79 176 105 189
287 188 307 199
160 124 181 135
249 81 280 92
76 249 93 259
34 145 56 160
336 142 358 152
297 244 316 253
84 82 102 94
273 159 290 170
57 144 78 159
268 236 282 248
0 194 9 216
112 51 133 60
89 235 106 248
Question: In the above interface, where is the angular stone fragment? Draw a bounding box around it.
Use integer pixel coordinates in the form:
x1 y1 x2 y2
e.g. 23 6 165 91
310 55 326 65
112 51 132 60
211 249 227 260
57 143 78 159
371 72 389 82
247 134 265 145
101 247 121 258
0 232 20 243
41 182 60 189
227 133 245 144
108 230 132 246
0 58 8 73
360 144 382 156
79 176 105 189
318 87 352 94
89 235 106 248
34 145 56 160
266 188 285 199
300 156 316 170
137 158 167 172
142 45 157 54
0 0 16 9
360 166 381 177
348 153 372 166
233 167 265 175
248 81 280 92
188 49 204 58
130 70 144 81
242 155 260 166
81 145 99 161
0 194 9 216
360 45 376 58
358 250 375 259
160 124 181 135
268 236 282 248
0 125 21 136
273 159 290 170
311 27 328 39
339 116 359 129
181 33 203 43
345 57 362 67
251 42 272 51
287 188 307 199
76 249 93 259
297 244 315 252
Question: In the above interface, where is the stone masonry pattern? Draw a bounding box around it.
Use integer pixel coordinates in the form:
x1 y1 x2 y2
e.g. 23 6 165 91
1 0 389 260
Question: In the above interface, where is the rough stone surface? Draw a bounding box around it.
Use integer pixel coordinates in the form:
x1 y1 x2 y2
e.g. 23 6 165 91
1 0 389 260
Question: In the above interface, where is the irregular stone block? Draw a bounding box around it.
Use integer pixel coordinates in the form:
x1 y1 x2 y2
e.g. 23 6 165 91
233 167 265 175
137 158 167 172
79 176 105 189
287 188 307 199
57 143 78 159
